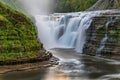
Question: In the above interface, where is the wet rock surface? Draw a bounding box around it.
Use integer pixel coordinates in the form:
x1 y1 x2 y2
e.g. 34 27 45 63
83 12 120 60
0 51 59 74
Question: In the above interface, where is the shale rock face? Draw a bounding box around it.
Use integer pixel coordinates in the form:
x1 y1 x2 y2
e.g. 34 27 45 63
83 13 120 60
87 0 120 11
0 2 42 61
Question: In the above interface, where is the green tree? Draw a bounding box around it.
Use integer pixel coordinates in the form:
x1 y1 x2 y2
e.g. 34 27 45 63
55 0 98 12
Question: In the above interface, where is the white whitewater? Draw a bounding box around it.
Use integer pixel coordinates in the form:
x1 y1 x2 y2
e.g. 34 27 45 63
35 10 115 53
8 0 118 53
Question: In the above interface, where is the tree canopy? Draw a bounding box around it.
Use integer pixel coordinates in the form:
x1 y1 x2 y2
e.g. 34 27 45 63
54 0 98 12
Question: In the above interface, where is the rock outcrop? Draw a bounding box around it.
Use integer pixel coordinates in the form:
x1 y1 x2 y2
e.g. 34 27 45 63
0 2 43 62
83 11 120 60
87 0 120 11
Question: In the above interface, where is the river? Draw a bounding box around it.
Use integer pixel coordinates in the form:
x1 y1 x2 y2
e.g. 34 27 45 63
0 49 120 80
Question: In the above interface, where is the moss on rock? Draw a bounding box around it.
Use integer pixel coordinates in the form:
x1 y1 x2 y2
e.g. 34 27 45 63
0 2 43 61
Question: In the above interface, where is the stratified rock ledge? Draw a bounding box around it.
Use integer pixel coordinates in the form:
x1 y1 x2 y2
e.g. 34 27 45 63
0 51 59 74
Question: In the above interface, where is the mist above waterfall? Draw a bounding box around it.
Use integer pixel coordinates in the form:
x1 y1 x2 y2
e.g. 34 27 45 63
18 0 54 15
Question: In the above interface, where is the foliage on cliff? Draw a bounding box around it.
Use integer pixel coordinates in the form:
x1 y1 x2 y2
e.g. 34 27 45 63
54 0 98 12
54 0 120 12
87 0 120 11
0 2 42 61
1 0 120 13
0 0 28 15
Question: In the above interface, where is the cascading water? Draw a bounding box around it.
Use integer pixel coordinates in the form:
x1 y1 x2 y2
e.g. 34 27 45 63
96 17 113 56
35 11 115 53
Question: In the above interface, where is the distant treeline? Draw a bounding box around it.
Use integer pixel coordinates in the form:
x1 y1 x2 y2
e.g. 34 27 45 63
54 0 98 12
0 0 98 13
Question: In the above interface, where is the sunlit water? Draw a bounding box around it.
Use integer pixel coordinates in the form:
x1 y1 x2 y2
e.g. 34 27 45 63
0 49 120 80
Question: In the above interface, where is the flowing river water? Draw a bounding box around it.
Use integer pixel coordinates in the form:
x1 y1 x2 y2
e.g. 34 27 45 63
0 49 120 80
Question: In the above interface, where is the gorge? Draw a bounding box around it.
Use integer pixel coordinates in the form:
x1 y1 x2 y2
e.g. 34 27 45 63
2 0 119 59
0 0 120 80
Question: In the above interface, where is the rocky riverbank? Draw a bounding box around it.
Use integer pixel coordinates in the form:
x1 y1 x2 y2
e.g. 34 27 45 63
0 51 59 74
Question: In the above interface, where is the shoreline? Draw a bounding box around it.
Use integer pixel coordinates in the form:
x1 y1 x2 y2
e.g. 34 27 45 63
0 50 52 66
0 56 59 74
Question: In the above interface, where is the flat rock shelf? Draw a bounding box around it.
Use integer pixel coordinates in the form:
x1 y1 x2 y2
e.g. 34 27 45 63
0 52 59 74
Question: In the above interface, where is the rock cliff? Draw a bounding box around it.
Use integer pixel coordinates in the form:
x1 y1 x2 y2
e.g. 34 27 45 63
83 11 120 60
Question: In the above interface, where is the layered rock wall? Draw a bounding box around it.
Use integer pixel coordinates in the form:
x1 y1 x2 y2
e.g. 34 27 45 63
83 13 120 60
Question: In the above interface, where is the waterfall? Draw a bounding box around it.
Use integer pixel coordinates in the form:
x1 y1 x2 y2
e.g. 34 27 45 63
35 11 105 53
35 10 118 53
3 0 119 54
96 17 113 56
